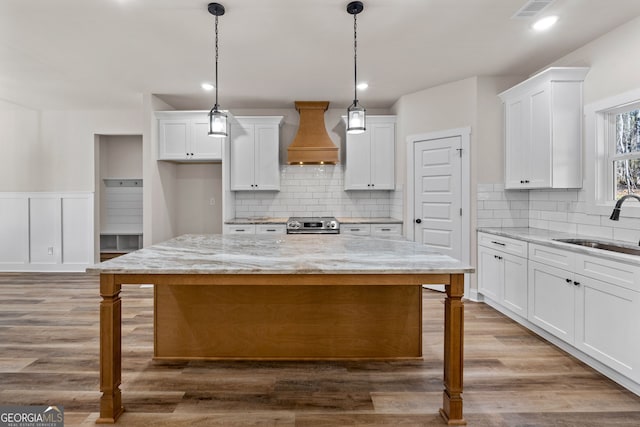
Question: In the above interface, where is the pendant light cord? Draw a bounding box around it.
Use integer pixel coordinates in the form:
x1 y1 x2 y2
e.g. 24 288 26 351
214 14 220 109
353 13 358 103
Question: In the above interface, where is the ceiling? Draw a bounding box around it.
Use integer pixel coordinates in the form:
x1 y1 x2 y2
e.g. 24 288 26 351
2 0 640 111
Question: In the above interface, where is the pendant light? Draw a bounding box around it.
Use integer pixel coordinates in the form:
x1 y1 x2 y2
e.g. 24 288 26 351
207 2 227 138
346 1 366 134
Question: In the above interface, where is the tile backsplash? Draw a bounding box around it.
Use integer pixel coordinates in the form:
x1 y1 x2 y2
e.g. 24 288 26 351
478 183 640 245
234 165 401 219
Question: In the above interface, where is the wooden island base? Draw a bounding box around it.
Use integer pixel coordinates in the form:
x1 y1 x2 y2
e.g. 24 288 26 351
155 284 422 359
99 272 465 425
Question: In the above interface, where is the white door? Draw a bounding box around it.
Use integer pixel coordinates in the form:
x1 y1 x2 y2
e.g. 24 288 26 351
413 136 462 260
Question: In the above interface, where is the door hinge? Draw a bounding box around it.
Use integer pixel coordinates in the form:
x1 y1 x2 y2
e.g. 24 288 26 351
456 148 462 158
459 208 463 216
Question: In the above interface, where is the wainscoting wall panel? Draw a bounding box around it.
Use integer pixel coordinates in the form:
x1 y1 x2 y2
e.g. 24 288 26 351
0 192 93 272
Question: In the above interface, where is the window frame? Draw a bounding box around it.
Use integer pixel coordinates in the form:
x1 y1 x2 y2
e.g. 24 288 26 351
586 87 640 217
606 102 640 201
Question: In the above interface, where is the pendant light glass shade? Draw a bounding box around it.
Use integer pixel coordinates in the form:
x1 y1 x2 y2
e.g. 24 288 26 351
346 1 365 135
208 106 227 138
207 3 228 138
347 101 366 134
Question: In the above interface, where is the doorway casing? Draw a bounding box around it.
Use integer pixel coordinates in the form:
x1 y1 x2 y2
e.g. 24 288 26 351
406 127 471 298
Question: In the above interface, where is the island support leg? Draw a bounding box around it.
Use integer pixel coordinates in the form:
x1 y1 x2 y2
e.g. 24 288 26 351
97 274 124 423
440 273 465 425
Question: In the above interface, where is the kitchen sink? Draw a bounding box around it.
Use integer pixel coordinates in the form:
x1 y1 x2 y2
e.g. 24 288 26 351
553 238 640 256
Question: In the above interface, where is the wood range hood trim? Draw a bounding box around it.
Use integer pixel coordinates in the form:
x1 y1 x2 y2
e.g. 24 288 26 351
287 101 339 165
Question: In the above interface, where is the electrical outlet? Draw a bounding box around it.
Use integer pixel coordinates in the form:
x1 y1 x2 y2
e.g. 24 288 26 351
209 198 216 206
47 247 54 255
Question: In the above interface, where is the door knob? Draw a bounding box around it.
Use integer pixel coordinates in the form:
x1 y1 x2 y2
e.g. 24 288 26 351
415 219 422 224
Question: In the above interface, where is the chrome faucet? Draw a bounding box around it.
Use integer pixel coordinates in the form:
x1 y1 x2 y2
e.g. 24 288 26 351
609 194 640 220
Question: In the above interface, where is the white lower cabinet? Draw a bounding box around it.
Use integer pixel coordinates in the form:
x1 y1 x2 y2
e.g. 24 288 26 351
341 225 371 236
478 240 528 318
255 224 286 234
223 224 286 235
528 260 576 343
478 232 640 392
223 224 256 234
575 273 640 381
341 223 402 237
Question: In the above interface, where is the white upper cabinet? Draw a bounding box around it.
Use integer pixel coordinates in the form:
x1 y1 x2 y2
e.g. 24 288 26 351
343 116 396 190
157 112 223 162
499 67 589 189
229 116 282 191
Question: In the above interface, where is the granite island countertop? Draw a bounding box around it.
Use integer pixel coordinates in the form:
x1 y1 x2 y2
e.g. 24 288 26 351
88 233 472 275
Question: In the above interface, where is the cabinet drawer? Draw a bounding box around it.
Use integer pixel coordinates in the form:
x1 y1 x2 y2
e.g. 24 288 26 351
529 243 575 270
341 224 371 236
371 224 402 236
575 254 640 292
223 224 256 234
478 233 527 257
255 224 286 234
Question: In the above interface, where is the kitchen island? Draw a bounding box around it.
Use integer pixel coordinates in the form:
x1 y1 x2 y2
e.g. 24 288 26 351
88 234 473 425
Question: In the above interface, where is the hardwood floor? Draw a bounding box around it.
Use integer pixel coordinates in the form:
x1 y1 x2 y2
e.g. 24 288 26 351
1 272 639 426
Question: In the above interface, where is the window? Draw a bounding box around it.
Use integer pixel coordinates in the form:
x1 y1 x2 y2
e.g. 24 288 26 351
608 104 640 199
585 88 640 214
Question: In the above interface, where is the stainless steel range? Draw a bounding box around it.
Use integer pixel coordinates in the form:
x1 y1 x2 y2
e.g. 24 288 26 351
286 217 340 234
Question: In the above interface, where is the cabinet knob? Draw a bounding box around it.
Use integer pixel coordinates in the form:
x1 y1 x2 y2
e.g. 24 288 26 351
415 218 422 224
565 278 572 283
573 281 581 286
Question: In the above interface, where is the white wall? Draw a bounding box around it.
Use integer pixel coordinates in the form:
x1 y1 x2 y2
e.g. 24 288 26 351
0 100 41 191
547 15 640 106
37 110 142 192
175 163 223 235
101 135 143 178
143 94 177 245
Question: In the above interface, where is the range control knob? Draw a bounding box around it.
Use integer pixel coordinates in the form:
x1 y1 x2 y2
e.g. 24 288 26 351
328 221 339 229
287 220 301 229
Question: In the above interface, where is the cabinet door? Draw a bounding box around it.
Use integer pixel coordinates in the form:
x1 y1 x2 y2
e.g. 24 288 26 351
344 130 371 190
504 98 527 189
371 224 402 236
370 123 395 189
575 274 640 380
502 253 528 317
254 125 280 191
159 120 189 160
340 224 371 236
230 123 255 190
528 260 575 344
191 119 222 160
527 87 552 188
223 224 256 234
255 224 286 234
478 246 502 301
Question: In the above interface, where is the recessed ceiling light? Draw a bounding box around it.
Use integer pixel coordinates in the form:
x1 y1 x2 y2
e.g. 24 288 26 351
357 82 368 91
532 15 558 31
201 83 214 91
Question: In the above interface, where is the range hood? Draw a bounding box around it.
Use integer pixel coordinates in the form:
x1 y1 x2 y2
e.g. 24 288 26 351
287 101 339 165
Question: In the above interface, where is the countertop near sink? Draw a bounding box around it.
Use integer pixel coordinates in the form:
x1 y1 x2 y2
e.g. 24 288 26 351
338 217 403 224
225 217 288 225
478 227 640 266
